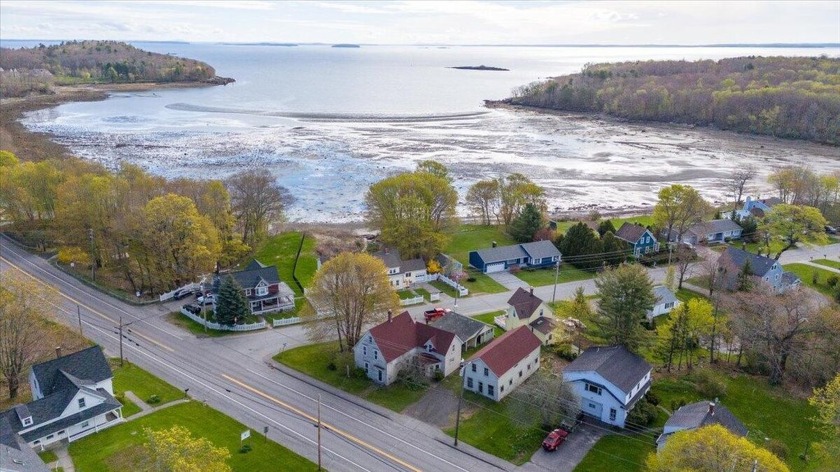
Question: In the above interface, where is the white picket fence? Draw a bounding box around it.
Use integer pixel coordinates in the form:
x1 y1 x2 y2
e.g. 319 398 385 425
399 296 425 306
179 307 266 332
160 283 200 302
272 313 332 328
432 273 469 296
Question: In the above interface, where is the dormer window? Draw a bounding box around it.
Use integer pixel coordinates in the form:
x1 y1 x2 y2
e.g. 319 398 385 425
78 398 86 408
426 344 433 353
22 417 33 426
256 286 268 296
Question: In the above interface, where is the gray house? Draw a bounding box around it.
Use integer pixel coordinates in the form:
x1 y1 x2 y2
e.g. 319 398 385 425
656 400 748 450
669 219 743 246
717 247 800 293
430 312 495 351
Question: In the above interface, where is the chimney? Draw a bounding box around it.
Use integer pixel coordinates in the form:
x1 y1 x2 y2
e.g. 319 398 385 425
55 346 62 359
492 241 497 248
530 287 534 297
708 401 716 416
387 310 392 323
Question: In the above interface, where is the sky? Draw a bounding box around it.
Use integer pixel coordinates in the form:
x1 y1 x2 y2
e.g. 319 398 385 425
1 0 839 46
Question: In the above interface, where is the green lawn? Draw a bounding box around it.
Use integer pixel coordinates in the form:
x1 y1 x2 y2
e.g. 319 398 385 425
515 263 595 287
111 360 186 406
674 288 708 303
166 312 238 337
38 450 58 464
610 215 654 229
274 342 427 412
117 394 142 417
443 391 546 465
397 289 419 300
573 434 654 472
782 263 837 296
251 231 317 296
811 258 840 270
471 311 505 338
68 402 316 472
443 225 512 294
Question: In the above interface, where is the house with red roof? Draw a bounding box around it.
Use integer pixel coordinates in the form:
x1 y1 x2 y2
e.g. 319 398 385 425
462 326 542 402
353 311 462 386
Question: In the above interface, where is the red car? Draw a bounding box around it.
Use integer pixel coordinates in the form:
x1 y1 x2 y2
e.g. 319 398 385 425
423 308 451 323
542 428 569 451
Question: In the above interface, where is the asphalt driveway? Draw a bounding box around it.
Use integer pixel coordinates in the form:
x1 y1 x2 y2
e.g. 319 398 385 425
519 420 606 472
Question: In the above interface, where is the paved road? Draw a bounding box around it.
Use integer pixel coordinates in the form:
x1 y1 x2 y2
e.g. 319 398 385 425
1 235 515 472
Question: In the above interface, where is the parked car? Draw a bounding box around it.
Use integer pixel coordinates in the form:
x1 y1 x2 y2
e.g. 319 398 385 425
173 286 196 300
183 303 201 315
197 294 215 305
542 428 569 452
424 307 451 323
826 225 837 235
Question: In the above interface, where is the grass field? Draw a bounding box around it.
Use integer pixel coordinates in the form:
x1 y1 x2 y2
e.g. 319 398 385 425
166 311 248 337
515 264 595 287
471 311 505 338
111 360 186 406
573 434 654 472
274 341 427 412
67 402 316 472
251 231 317 296
443 225 511 294
811 258 840 270
782 263 837 296
37 450 58 464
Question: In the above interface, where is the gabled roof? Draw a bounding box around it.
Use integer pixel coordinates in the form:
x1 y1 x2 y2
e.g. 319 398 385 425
469 326 541 377
401 258 427 273
688 219 742 236
372 248 402 269
520 240 561 260
31 346 112 396
366 312 457 363
718 247 777 277
615 223 651 244
507 287 546 320
229 259 281 289
430 313 491 342
652 286 679 307
529 316 556 335
472 244 528 264
17 389 121 443
0 416 49 472
664 400 748 436
565 345 651 394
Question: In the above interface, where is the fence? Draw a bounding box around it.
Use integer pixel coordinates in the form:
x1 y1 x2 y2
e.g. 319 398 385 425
160 283 200 302
272 313 333 328
431 274 469 296
399 296 425 306
179 307 266 332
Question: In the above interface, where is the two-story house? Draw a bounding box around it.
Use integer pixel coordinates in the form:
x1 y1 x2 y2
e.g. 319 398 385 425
354 311 461 386
462 326 542 402
373 248 429 289
468 240 561 274
717 247 800 293
656 399 747 451
563 345 652 428
496 287 558 345
213 259 295 315
615 223 660 257
0 346 123 452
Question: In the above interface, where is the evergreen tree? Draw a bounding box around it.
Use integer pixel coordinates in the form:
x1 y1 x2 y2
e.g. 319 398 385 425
736 260 753 292
215 275 249 325
594 264 656 351
559 222 603 269
600 231 627 266
597 220 616 237
739 215 758 243
509 202 544 242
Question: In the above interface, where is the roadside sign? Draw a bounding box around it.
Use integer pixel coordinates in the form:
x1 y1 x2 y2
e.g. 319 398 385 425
241 430 250 441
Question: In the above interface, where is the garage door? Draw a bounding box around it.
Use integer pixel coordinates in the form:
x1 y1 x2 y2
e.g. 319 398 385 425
582 400 603 419
485 262 506 273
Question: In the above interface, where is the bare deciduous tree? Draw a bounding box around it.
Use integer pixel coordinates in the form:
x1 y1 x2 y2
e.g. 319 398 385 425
726 164 757 209
0 278 53 399
509 371 580 427
226 170 288 247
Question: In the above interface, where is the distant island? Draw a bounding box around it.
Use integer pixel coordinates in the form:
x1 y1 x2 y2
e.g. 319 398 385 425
496 56 840 145
0 40 234 97
332 44 361 48
450 65 509 71
223 42 298 47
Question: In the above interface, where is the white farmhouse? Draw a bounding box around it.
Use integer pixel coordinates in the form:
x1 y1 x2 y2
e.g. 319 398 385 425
462 326 542 402
372 247 429 289
646 285 680 321
563 345 652 428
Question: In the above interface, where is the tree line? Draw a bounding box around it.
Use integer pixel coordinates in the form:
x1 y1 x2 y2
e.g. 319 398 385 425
0 151 285 296
507 56 840 145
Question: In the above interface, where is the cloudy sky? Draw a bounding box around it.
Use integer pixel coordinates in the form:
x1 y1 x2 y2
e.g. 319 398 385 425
1 0 838 45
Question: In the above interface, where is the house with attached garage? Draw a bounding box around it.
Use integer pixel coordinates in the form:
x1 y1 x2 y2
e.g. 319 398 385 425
495 287 558 345
0 346 123 453
468 240 561 274
212 259 295 315
646 285 680 321
429 312 494 351
563 345 652 428
656 399 747 451
615 223 660 257
354 311 461 386
716 247 800 293
462 326 542 402
667 219 743 246
372 247 429 289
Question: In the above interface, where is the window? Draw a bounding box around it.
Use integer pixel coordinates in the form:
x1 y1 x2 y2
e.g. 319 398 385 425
471 364 477 372
527 364 530 371
22 417 32 426
78 398 86 408
405 272 411 277
377 370 383 382
427 344 433 353
46 435 54 440
609 409 617 421
585 383 602 395
256 286 268 296
33 440 40 445
519 371 522 378
364 362 369 373
488 385 495 397
374 350 378 360
81 421 89 428
509 379 513 386
245 289 252 296
467 377 474 388
500 385 504 393
483 367 489 376
58 430 65 435
665 302 674 309
478 382 484 393
363 346 367 356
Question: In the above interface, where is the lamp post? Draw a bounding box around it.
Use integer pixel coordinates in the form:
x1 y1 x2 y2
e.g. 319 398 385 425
551 259 560 305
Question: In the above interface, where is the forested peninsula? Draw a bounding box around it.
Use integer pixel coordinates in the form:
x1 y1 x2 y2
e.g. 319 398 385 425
500 56 840 145
0 40 233 97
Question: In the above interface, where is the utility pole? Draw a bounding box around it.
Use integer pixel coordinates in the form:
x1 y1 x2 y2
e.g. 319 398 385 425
317 394 322 471
118 316 124 366
77 304 83 337
454 361 469 446
88 228 95 282
551 260 560 304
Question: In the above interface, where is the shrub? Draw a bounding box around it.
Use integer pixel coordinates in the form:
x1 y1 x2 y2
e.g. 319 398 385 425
509 266 521 274
626 397 657 428
827 275 839 287
812 270 820 285
766 439 788 460
692 369 727 399
57 246 91 266
352 367 368 380
645 392 660 406
670 398 687 412
466 277 476 283
555 345 578 361
147 394 161 404
239 444 252 454
433 370 444 382
326 362 337 371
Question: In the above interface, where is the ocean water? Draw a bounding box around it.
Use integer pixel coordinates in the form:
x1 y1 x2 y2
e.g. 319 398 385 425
12 41 840 222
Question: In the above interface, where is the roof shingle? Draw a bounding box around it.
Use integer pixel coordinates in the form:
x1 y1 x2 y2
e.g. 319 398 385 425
565 345 651 393
366 312 457 363
507 287 546 320
469 326 541 377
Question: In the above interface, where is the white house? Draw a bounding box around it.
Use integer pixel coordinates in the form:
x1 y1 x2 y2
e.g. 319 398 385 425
354 311 461 386
462 326 542 402
646 286 680 321
656 400 748 451
0 346 123 452
563 345 652 428
495 287 558 345
373 248 429 289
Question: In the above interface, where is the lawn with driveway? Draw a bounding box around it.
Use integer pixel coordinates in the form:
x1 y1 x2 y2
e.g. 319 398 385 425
812 258 840 270
111 360 185 407
783 263 837 296
443 225 512 294
515 264 596 287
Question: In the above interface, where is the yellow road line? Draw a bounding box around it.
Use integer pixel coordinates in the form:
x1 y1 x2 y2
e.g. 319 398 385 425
222 374 422 472
2 256 175 353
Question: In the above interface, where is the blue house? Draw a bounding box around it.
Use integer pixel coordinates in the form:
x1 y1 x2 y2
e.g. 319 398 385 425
729 196 783 219
615 223 659 257
468 240 561 274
